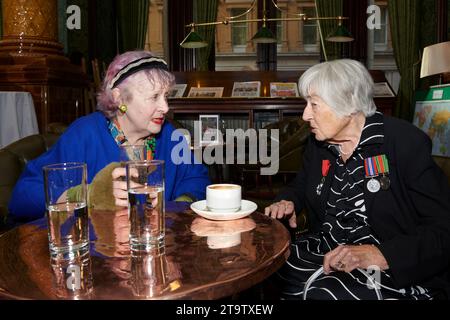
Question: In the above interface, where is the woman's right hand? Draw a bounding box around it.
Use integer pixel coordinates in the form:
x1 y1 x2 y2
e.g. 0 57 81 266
264 200 297 228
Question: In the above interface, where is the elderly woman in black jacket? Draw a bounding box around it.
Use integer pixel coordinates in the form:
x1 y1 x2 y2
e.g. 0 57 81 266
265 59 450 300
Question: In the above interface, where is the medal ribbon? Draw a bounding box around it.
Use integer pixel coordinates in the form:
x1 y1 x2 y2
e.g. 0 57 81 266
322 159 331 177
317 160 331 196
364 157 376 177
374 155 389 175
365 154 389 177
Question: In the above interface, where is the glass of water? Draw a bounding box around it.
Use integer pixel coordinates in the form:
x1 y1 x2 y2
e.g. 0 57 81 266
119 145 146 182
119 144 147 163
43 162 89 259
126 160 165 251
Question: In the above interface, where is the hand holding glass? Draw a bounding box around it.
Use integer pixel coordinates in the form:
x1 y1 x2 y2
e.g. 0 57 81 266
43 162 89 258
126 160 165 251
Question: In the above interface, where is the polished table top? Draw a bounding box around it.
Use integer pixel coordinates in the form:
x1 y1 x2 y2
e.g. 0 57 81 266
0 202 290 300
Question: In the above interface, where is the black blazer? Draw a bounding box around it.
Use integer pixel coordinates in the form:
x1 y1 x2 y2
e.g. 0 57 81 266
277 115 450 294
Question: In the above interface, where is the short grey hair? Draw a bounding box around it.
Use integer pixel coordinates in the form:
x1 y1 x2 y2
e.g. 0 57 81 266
298 59 376 117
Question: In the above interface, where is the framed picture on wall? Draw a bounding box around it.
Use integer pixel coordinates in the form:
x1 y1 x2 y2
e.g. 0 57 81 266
269 82 299 97
168 84 187 98
188 87 224 98
199 114 220 146
232 81 261 97
373 82 395 97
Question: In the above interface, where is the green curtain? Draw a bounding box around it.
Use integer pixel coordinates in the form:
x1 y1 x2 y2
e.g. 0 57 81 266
388 0 421 121
418 0 437 91
117 0 150 52
0 0 3 38
315 0 343 61
193 0 218 71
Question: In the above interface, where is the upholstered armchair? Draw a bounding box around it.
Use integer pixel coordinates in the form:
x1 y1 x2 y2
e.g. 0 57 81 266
0 134 60 231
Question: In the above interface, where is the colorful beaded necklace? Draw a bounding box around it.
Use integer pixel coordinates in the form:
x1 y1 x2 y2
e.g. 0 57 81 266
108 118 156 160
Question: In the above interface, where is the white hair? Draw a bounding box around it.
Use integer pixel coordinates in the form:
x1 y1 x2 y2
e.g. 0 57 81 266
298 59 377 117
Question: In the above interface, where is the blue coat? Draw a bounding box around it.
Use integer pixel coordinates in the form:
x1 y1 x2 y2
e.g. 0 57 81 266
8 112 210 222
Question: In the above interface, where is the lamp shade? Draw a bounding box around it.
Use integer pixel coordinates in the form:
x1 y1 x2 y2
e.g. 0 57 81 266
180 30 208 49
326 25 354 42
420 41 450 78
251 26 277 44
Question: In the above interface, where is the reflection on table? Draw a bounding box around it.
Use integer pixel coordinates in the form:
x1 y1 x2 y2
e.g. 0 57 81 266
0 91 39 148
0 202 290 300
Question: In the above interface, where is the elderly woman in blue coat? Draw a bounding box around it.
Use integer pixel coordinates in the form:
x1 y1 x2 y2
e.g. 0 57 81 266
9 50 210 222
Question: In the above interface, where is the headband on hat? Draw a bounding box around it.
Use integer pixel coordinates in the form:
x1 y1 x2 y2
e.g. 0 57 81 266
108 56 169 89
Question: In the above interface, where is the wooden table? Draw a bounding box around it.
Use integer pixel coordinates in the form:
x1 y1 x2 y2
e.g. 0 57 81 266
0 202 290 300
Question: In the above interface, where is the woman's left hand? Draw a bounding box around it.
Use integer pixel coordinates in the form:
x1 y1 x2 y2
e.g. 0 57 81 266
323 244 389 274
111 167 128 207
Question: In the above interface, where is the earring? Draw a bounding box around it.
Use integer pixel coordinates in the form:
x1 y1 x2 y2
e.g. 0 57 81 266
118 104 127 113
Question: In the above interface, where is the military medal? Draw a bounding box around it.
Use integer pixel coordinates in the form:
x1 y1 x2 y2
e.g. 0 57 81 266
380 175 390 190
364 156 380 193
316 159 331 195
374 154 390 190
367 178 381 193
364 154 390 193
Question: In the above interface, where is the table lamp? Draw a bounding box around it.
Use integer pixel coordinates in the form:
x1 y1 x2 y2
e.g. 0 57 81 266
420 41 450 83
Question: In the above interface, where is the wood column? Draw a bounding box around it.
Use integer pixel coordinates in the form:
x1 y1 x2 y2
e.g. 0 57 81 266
0 0 62 55
0 0 89 133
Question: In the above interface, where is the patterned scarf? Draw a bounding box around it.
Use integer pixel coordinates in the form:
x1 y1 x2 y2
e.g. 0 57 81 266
108 118 156 160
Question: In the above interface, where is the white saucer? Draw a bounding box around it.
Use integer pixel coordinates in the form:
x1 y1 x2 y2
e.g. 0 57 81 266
190 200 257 221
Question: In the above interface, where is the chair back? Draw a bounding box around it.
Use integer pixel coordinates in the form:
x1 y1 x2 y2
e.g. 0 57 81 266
0 134 60 227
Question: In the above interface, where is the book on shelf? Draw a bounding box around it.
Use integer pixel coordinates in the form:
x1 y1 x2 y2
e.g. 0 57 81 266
188 87 224 98
231 81 261 98
269 82 299 98
168 84 187 98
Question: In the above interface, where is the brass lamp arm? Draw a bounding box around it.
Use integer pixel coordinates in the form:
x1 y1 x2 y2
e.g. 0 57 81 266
186 16 348 28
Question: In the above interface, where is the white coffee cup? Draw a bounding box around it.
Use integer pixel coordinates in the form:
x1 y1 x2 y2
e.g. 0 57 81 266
206 184 241 213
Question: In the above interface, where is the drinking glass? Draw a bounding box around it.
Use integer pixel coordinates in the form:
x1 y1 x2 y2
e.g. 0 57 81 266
119 145 147 182
43 162 89 259
126 160 165 251
51 250 93 299
131 246 168 298
119 144 147 163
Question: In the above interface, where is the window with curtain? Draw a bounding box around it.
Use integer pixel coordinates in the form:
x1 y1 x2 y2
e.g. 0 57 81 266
276 10 283 44
215 0 322 70
144 0 164 57
374 5 389 51
231 7 248 53
302 6 319 52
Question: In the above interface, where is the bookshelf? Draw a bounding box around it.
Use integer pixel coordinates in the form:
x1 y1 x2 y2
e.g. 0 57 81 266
168 71 395 136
